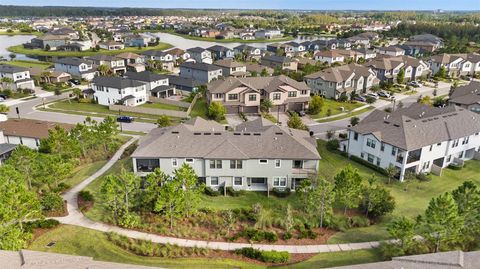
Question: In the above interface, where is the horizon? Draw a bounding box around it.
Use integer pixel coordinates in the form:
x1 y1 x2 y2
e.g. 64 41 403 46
2 0 479 12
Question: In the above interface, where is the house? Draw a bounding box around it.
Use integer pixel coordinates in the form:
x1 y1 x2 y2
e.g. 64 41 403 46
24 34 70 50
207 45 235 60
266 43 301 57
213 59 248 77
430 53 480 77
245 63 274 76
261 55 298 71
206 75 311 114
255 29 282 40
0 65 35 91
314 50 345 64
365 56 404 82
166 75 201 93
0 119 74 150
303 39 337 51
49 27 79 39
347 32 379 47
376 46 405 57
186 47 213 64
98 41 125 51
53 57 96 81
340 103 480 181
336 39 352 50
179 62 222 84
29 68 71 83
131 117 320 191
124 34 150 47
91 77 148 106
405 33 444 52
449 81 480 113
326 250 480 269
0 142 16 165
141 50 175 71
233 45 262 61
86 55 127 75
395 44 424 57
165 48 191 63
124 71 172 98
116 52 146 72
353 48 377 60
305 63 378 99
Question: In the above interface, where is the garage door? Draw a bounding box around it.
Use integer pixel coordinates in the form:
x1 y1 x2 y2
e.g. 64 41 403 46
288 102 304 112
271 105 287 112
226 105 239 114
242 106 259 114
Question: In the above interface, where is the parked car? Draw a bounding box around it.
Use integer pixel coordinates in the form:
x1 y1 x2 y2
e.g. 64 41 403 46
296 110 306 117
366 93 379 100
378 91 392 98
68 79 81 85
0 94 8 100
0 97 4 102
408 81 421 88
354 95 367 102
116 116 135 123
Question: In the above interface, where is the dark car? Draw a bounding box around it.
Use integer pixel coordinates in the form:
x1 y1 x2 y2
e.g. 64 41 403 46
116 116 134 123
68 79 81 85
354 95 367 102
296 110 306 117
0 94 8 100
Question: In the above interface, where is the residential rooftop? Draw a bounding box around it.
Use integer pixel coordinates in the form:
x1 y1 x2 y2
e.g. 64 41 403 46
0 119 75 139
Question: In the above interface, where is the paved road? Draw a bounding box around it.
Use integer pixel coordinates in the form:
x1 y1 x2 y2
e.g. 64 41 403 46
5 92 156 133
308 82 452 137
53 137 381 254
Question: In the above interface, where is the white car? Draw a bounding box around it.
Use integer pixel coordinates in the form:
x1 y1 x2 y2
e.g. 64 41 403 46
366 93 379 100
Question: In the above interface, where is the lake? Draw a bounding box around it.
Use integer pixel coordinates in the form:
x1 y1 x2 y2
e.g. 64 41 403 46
0 35 35 60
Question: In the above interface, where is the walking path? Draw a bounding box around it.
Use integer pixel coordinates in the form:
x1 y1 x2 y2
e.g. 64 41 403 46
54 137 381 254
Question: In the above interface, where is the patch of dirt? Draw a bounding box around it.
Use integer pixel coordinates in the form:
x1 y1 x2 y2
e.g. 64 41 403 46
78 196 94 212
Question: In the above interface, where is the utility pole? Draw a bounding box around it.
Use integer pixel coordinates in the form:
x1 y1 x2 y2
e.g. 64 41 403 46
118 109 123 132
15 107 20 119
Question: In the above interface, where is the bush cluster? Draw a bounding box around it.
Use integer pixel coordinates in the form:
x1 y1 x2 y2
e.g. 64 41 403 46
328 215 370 232
40 192 64 212
204 186 220 196
240 228 278 242
235 247 289 263
78 190 94 202
272 187 291 197
24 219 60 232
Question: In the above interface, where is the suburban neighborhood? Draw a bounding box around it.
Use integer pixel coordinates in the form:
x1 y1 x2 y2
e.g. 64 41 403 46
0 3 479 269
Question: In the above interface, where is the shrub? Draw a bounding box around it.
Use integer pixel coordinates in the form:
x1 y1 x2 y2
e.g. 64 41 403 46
260 250 290 263
52 182 71 193
263 231 278 242
350 216 370 228
224 186 246 197
235 247 261 259
379 242 405 259
118 213 141 229
41 192 64 212
326 139 340 151
272 187 291 198
283 231 293 240
339 133 348 139
416 173 431 182
204 186 220 196
24 219 60 232
349 155 387 175
328 215 350 232
79 190 94 202
298 229 317 239
448 163 463 170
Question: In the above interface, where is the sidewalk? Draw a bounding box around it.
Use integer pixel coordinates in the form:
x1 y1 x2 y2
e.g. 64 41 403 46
53 137 383 254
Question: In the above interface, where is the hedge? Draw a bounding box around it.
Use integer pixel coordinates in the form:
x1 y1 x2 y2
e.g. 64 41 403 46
349 155 387 175
235 247 289 263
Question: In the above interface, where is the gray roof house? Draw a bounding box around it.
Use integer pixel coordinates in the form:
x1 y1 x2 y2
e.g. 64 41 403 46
53 57 95 81
449 81 480 113
91 77 148 106
0 65 35 91
131 117 320 191
179 62 223 84
341 103 480 180
124 71 172 98
261 55 298 71
207 45 235 60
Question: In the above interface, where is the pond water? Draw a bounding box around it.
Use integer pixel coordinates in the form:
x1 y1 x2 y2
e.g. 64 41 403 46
0 35 35 60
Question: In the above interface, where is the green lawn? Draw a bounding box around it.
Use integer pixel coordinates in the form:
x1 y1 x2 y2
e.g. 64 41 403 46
63 160 108 188
310 99 364 119
0 31 42 36
315 107 373 123
140 102 187 111
2 60 53 70
28 225 263 269
188 97 227 124
160 30 294 43
7 42 172 57
279 249 384 269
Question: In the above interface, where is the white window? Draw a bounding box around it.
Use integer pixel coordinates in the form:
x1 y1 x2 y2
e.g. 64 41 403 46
185 158 194 164
273 177 287 187
172 158 178 167
259 159 268 164
234 177 243 186
275 159 281 168
366 138 376 149
210 177 219 186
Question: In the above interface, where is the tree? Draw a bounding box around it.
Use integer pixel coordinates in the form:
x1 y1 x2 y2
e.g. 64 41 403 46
0 104 9 114
174 163 202 218
287 112 306 130
419 193 463 252
0 165 41 250
260 99 272 112
222 210 236 236
39 125 81 160
387 217 416 250
385 164 397 185
350 116 360 126
34 154 73 190
418 95 432 106
436 66 447 79
451 181 480 250
260 68 269 77
396 67 405 84
308 95 324 115
137 168 169 212
8 53 16 61
284 204 294 234
326 129 335 140
156 115 171 128
97 64 113 76
45 44 51 51
334 165 363 215
72 88 82 100
6 145 38 190
154 175 184 229
207 101 226 121
360 180 396 218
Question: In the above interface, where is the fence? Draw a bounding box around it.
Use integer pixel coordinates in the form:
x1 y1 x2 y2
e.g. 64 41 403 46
109 104 188 118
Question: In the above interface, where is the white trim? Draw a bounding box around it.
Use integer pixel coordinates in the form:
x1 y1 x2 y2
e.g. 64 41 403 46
273 176 287 187
210 176 219 186
275 159 281 168
233 176 243 186
172 158 178 167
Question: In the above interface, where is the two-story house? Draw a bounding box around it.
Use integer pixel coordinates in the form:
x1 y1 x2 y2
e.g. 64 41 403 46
54 57 96 81
366 56 405 82
116 52 146 72
86 55 127 75
261 55 298 72
187 47 213 64
0 65 35 91
255 29 282 39
449 81 480 113
341 103 480 181
207 45 235 60
91 77 148 106
141 50 175 71
213 59 248 77
233 45 262 61
206 75 311 114
376 46 406 57
430 53 480 77
131 117 321 191
314 50 345 65
124 71 172 98
304 63 378 99
179 62 223 84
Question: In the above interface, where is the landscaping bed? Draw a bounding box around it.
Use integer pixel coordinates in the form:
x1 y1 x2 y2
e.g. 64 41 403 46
310 99 364 119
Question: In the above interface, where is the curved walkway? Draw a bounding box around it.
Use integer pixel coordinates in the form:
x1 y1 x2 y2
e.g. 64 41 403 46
54 137 381 254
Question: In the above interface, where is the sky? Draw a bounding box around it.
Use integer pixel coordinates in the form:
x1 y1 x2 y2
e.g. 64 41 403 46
1 0 479 11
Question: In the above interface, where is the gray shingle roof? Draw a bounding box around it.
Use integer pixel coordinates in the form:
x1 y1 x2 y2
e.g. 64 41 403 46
207 75 310 94
305 63 374 82
132 117 320 160
207 45 232 53
54 57 91 66
180 62 222 72
187 47 208 53
449 81 480 106
0 143 16 156
0 64 29 73
350 103 480 151
124 71 168 82
92 77 145 89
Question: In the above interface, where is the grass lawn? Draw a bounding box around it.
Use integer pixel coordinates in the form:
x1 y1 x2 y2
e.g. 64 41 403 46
279 249 384 269
7 42 172 57
140 102 187 111
2 59 53 70
310 99 364 119
0 31 42 36
188 97 228 124
63 160 108 188
28 225 264 269
315 107 373 123
161 30 294 43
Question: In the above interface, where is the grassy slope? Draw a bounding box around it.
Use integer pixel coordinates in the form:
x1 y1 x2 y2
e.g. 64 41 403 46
280 249 383 269
0 31 42 36
315 107 374 123
2 60 53 70
140 102 187 112
310 99 364 119
7 42 172 57
63 160 108 187
160 30 294 43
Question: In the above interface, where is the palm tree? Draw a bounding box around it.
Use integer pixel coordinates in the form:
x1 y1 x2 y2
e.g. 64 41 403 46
97 64 113 76
1 77 13 89
40 71 52 84
72 88 82 100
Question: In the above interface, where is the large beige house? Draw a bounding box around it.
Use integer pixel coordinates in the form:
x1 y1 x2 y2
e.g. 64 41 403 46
206 75 311 114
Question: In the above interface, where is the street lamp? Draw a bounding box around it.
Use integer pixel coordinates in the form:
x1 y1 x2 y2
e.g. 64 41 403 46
118 109 123 132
